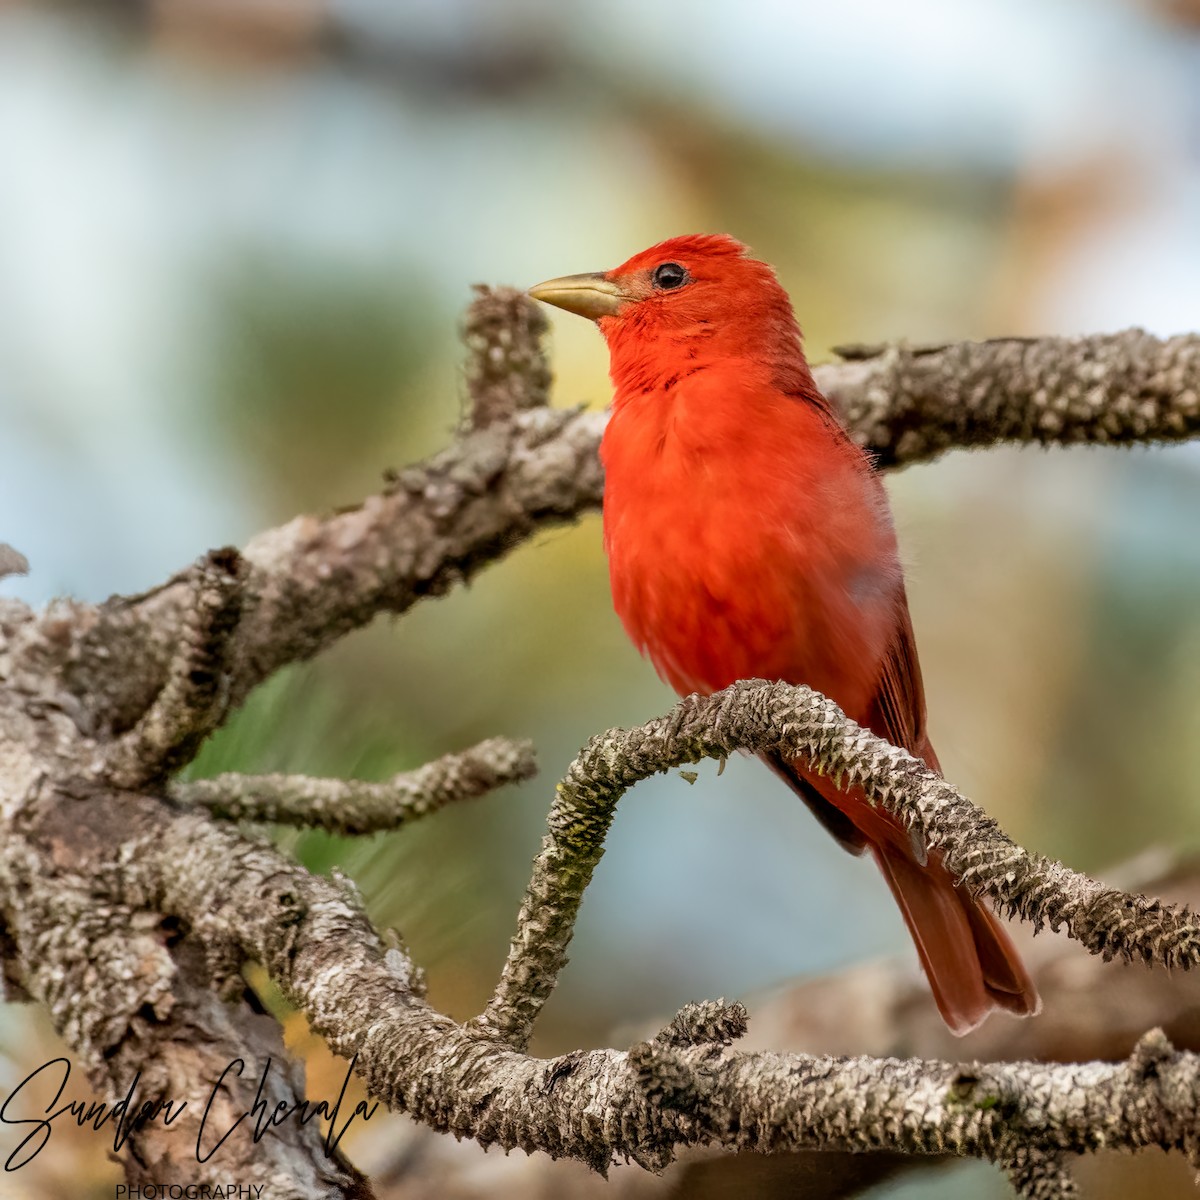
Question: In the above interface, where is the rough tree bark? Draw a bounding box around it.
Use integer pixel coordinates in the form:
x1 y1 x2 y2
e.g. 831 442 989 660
0 290 1198 1199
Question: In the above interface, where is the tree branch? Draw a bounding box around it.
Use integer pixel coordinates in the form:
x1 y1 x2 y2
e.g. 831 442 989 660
462 284 552 428
4 291 1200 1197
355 851 1200 1200
31 681 1182 1198
56 319 1200 748
80 777 1198 1197
173 736 537 832
66 404 606 736
822 330 1200 468
3 757 370 1193
101 547 245 788
1001 1149 1080 1200
474 680 1200 1051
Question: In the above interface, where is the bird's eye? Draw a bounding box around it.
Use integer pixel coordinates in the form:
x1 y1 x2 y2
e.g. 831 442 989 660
652 262 689 290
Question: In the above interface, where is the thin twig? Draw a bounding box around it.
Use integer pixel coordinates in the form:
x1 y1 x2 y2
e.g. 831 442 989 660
0 544 29 581
173 737 537 832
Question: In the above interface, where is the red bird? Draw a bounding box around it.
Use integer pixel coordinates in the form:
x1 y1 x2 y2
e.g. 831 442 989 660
529 234 1039 1034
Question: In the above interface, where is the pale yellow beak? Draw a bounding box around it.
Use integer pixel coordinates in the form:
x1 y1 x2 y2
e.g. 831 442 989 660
527 272 626 320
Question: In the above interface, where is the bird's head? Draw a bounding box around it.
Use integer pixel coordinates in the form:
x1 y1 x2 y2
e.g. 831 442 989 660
528 234 807 392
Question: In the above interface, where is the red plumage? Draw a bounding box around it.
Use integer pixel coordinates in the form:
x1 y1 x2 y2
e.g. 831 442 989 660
533 233 1039 1034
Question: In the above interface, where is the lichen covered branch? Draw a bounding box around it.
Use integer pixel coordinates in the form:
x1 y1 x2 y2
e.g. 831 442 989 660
101 547 245 788
3 291 1200 1198
174 736 537 832
93 787 1200 1191
463 285 552 428
71 408 606 736
478 680 1200 1050
1002 1150 1080 1200
820 329 1200 467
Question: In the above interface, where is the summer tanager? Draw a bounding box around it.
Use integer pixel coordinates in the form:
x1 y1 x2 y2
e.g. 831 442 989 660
528 233 1038 1034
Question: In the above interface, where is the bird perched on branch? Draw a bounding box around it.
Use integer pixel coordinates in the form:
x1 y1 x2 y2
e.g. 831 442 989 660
528 234 1039 1034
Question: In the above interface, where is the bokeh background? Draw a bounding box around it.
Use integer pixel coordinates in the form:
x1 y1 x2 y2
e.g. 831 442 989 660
2 0 1200 1196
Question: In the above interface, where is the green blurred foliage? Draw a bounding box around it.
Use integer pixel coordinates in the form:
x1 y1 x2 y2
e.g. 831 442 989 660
205 255 442 513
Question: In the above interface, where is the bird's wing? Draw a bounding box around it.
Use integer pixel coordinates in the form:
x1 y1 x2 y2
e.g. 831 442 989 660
867 586 935 766
760 750 869 854
765 592 936 859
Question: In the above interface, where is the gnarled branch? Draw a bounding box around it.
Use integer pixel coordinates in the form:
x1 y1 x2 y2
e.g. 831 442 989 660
69 681 1200 1198
475 680 1200 1051
102 548 245 788
823 330 1200 468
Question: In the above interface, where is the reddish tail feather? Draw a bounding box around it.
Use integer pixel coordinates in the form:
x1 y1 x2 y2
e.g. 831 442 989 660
873 840 1039 1034
770 744 1040 1036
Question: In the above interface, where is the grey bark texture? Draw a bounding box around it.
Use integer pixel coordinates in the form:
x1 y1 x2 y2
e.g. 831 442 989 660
356 852 1200 1200
822 330 1200 467
173 736 537 832
0 286 1198 1198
